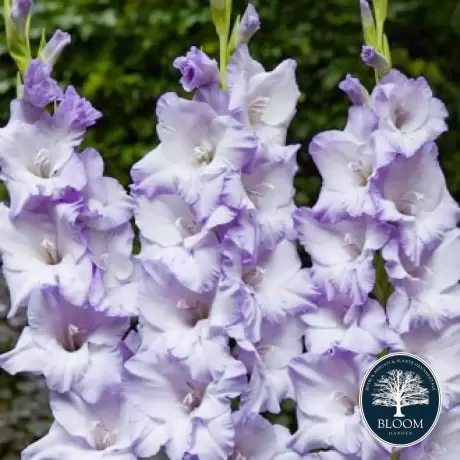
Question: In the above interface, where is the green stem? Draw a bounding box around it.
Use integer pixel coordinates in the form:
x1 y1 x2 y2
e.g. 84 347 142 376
219 33 228 88
391 452 399 460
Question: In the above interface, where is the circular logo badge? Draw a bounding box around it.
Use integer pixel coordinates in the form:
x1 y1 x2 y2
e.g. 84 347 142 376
359 352 441 447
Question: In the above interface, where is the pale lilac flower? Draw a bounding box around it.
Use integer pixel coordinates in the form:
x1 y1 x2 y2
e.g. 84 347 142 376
78 147 134 231
0 203 93 317
371 142 459 264
23 59 63 108
231 411 300 459
288 350 391 458
135 266 230 379
10 0 32 37
242 144 298 251
235 318 305 414
0 100 87 215
173 46 219 92
0 289 128 402
131 92 257 221
371 69 448 156
22 390 161 459
303 298 400 355
361 46 390 75
86 223 138 316
124 349 246 459
309 105 383 222
399 404 460 460
383 229 460 332
211 240 318 343
294 208 390 305
392 319 460 410
238 3 260 44
227 45 300 147
135 193 221 293
39 29 71 66
339 74 369 106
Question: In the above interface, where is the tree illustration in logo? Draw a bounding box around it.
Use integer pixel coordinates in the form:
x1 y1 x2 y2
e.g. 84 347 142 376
371 369 429 417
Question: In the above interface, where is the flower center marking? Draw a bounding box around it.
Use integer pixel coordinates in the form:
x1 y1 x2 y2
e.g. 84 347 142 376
393 103 411 130
331 390 357 416
246 182 275 207
63 324 85 352
182 383 204 412
343 233 362 258
40 239 61 265
193 139 214 165
347 160 372 186
398 191 424 216
230 450 248 460
92 421 117 450
34 149 52 178
175 217 201 237
242 266 266 288
248 96 269 124
176 299 209 324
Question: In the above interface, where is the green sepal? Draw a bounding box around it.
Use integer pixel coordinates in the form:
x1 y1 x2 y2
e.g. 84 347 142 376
382 33 392 67
16 71 22 98
38 28 47 56
4 0 32 75
227 14 241 57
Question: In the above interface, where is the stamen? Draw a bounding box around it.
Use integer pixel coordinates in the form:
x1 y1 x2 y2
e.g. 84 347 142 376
176 299 209 324
398 191 424 216
248 96 269 124
175 217 200 237
231 450 248 460
343 233 361 258
40 238 60 265
98 253 109 270
255 342 274 359
347 160 372 186
193 139 214 165
331 391 356 416
393 104 411 130
34 149 52 178
63 324 85 352
246 182 275 206
242 266 266 287
182 383 203 411
91 421 116 450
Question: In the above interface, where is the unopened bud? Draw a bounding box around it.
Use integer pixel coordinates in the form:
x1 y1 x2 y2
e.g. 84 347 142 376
361 45 390 75
339 74 369 106
10 0 32 37
39 30 71 67
238 3 260 44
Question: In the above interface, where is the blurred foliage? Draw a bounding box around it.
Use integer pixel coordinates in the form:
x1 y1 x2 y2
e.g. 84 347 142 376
1 0 460 456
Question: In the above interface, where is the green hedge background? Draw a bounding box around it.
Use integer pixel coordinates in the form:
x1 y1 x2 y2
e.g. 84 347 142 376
1 0 460 457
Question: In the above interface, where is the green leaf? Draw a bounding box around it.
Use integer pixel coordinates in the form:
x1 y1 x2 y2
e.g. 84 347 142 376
227 14 241 56
37 28 47 56
382 33 392 67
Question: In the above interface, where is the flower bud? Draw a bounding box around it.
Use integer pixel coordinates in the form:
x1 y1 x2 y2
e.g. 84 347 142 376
173 47 220 92
360 0 376 46
39 30 71 67
361 45 390 75
238 3 260 44
10 0 32 38
339 74 369 106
